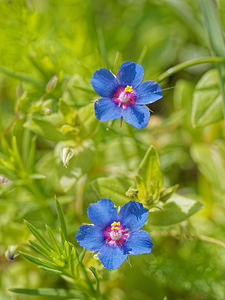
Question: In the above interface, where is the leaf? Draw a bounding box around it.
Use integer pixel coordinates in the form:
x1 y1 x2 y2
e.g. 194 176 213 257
137 146 163 197
9 288 85 298
39 266 63 275
191 144 225 193
78 104 99 138
92 177 131 205
56 199 68 244
24 116 66 142
89 266 99 293
45 225 62 255
21 252 57 269
150 194 203 226
29 240 50 258
25 221 53 251
135 175 147 203
192 69 223 127
159 184 179 202
0 66 44 87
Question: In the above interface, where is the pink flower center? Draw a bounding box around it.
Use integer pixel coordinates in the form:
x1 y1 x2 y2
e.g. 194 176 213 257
113 85 136 108
104 221 129 246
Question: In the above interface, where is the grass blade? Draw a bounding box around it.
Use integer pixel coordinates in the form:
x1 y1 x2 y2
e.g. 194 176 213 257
45 224 62 255
9 288 85 298
56 199 68 243
25 220 54 251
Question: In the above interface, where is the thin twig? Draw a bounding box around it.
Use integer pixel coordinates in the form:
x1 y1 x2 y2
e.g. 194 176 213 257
2 115 19 136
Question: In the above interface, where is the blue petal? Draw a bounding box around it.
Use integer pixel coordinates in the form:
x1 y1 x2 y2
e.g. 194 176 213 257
125 230 153 255
122 105 150 129
118 201 148 231
117 61 144 87
98 244 127 270
94 98 122 122
76 225 104 251
88 198 118 227
135 80 162 104
90 68 119 97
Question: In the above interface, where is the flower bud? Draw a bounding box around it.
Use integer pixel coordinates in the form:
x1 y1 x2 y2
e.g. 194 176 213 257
5 245 19 260
46 75 58 93
62 147 74 168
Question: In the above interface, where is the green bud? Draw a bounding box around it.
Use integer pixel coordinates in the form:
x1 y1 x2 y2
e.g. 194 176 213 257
5 245 19 260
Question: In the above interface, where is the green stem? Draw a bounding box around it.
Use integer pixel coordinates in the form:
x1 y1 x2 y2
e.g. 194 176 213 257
158 56 225 82
79 261 96 296
198 0 225 119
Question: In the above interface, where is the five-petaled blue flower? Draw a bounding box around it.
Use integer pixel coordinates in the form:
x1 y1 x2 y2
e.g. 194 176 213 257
90 61 162 129
76 199 153 270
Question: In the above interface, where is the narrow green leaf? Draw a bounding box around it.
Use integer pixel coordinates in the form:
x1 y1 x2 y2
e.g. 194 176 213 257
64 241 70 258
70 247 76 276
25 221 54 251
77 248 86 264
45 225 62 255
29 240 51 258
150 194 203 226
26 136 37 173
21 252 57 269
9 288 85 298
89 266 99 293
12 136 24 171
0 66 44 87
97 28 110 69
56 199 68 243
39 266 63 275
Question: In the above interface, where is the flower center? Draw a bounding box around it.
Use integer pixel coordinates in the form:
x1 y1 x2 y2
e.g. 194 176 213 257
113 85 136 108
104 221 129 246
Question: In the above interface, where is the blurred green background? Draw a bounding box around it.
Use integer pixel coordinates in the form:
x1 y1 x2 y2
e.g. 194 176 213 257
0 0 225 299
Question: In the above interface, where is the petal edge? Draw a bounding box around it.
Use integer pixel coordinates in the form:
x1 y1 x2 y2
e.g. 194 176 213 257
118 201 148 231
117 61 144 87
88 198 118 227
90 68 119 97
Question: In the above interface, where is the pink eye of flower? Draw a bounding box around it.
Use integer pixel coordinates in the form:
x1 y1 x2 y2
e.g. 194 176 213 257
104 221 129 246
113 85 136 108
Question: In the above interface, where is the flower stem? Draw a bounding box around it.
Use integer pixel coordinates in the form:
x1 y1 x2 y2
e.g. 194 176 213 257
158 56 225 83
151 231 225 249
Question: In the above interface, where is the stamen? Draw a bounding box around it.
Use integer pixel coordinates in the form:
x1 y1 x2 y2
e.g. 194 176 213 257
124 85 133 93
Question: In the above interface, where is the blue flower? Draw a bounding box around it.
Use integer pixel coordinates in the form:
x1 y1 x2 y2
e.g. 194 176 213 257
76 199 153 270
90 61 162 129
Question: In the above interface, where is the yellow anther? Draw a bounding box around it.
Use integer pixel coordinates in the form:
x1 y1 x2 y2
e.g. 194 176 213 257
124 85 133 93
111 221 121 230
